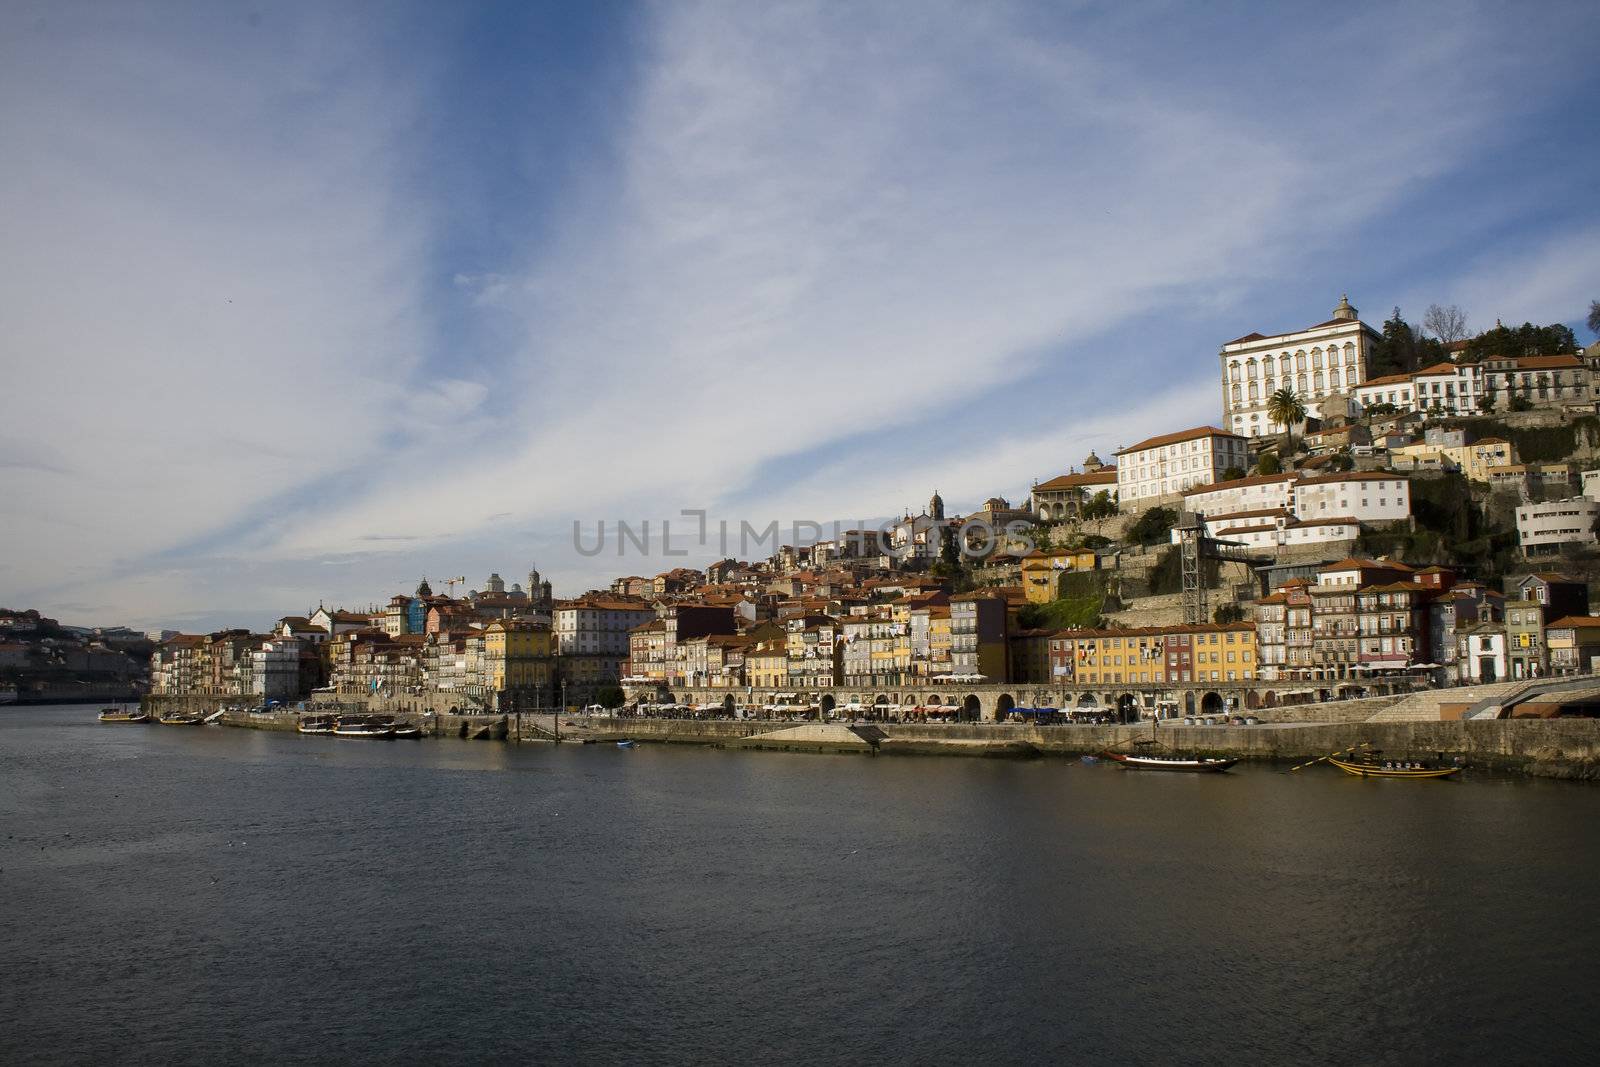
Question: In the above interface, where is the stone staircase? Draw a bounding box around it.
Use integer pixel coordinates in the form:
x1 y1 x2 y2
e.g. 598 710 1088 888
1364 680 1528 722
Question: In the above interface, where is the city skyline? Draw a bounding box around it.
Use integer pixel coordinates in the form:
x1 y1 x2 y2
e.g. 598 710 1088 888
5 1 1600 631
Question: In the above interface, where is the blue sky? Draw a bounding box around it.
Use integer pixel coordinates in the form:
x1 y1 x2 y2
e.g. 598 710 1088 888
3 0 1599 631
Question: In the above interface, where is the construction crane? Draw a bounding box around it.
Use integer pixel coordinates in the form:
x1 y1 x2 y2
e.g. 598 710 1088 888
443 576 466 597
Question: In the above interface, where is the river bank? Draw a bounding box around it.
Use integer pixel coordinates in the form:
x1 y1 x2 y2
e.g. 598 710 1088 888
192 704 1600 780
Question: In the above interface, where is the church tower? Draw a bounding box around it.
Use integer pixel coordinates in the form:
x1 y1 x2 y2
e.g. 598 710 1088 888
928 489 945 521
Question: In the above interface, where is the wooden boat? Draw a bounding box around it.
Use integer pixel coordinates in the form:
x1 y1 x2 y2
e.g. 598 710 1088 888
98 707 150 723
1327 754 1459 779
1104 751 1237 772
389 722 422 739
157 712 204 726
333 716 395 738
298 715 338 735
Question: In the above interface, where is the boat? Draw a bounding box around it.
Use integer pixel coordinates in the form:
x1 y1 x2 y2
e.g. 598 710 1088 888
1327 752 1460 779
616 739 635 748
333 716 395 738
390 722 423 739
297 715 338 735
1104 751 1238 772
157 712 204 726
98 707 150 723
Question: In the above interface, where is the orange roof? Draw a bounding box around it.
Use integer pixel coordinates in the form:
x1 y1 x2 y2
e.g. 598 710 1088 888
1515 354 1582 370
1360 372 1413 387
1118 425 1242 455
1034 469 1118 492
1183 471 1296 496
1321 557 1414 572
1547 616 1600 629
1412 361 1461 376
1294 470 1408 486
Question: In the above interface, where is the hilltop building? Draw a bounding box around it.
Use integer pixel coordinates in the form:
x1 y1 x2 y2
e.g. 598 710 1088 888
1220 295 1379 437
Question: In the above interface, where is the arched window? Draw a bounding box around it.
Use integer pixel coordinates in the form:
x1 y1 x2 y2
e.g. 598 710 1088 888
1343 342 1356 365
1279 354 1291 376
1328 348 1341 369
1248 381 1259 401
1345 366 1356 387
1297 373 1308 394
1311 348 1323 369
1314 370 1324 391
1230 362 1241 382
1296 351 1307 372
1231 383 1242 404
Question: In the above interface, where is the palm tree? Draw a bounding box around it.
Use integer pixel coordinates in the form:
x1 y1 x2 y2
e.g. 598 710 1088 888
1266 387 1306 459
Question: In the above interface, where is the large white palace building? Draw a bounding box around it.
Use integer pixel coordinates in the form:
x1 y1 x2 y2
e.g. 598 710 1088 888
1220 295 1381 438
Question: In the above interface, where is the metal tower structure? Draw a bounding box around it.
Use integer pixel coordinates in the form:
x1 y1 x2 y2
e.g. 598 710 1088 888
1175 512 1268 625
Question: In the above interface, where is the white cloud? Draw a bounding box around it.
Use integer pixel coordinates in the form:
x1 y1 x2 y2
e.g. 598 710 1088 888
6 0 1593 626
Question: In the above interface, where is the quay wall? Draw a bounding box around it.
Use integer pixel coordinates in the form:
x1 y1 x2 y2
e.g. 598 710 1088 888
578 716 1600 778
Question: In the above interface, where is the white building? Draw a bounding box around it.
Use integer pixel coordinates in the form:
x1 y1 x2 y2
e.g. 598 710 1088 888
1291 472 1411 524
1516 498 1600 557
1182 472 1298 517
250 637 303 701
553 597 655 657
1116 426 1249 508
1220 295 1379 438
1208 514 1362 549
1355 361 1483 416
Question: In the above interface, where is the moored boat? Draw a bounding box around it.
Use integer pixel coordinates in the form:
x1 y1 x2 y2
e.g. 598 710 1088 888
298 715 338 735
1104 751 1237 772
157 712 204 726
98 707 150 723
390 722 422 739
1327 753 1459 779
333 716 395 738
617 739 635 748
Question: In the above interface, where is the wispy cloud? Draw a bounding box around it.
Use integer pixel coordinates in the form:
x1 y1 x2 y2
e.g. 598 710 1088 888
5 0 1599 627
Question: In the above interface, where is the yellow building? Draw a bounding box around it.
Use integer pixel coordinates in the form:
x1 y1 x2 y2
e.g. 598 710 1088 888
1020 548 1099 604
747 640 789 689
482 618 554 701
1051 623 1256 686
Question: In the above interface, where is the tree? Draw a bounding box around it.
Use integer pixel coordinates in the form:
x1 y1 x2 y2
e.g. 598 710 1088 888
1126 506 1177 546
1423 303 1469 343
1509 395 1533 412
1213 603 1246 624
1081 490 1117 529
1462 321 1578 363
1266 387 1307 457
1256 452 1280 475
1589 300 1600 338
1477 391 1496 415
1222 465 1246 481
1369 307 1447 377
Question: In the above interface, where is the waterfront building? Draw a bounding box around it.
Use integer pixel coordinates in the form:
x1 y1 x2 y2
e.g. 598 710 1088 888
1457 620 1509 684
950 592 1009 681
626 620 668 685
1220 295 1378 437
1545 616 1600 675
250 637 306 701
1257 559 1437 682
1116 426 1249 508
480 618 554 709
553 595 654 701
1045 624 1257 686
1008 629 1058 684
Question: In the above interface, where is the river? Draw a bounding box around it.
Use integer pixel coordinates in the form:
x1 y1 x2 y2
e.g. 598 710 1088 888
3 705 1599 1064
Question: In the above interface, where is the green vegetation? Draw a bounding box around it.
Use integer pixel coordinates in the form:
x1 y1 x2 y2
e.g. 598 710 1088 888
1256 452 1280 475
596 686 625 709
1368 307 1446 378
1460 320 1578 363
1213 603 1246 624
1450 415 1600 463
1016 571 1118 631
1267 388 1306 456
1081 490 1117 524
1125 505 1177 547
1354 471 1519 578
1222 465 1245 481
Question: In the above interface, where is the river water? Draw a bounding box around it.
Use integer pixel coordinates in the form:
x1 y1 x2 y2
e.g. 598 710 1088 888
3 705 1599 1065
